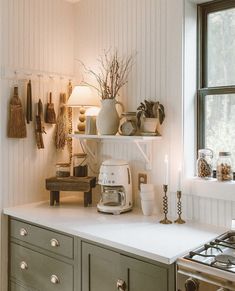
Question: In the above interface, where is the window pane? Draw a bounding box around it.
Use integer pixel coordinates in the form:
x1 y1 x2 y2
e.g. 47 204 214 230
205 94 235 169
208 8 235 87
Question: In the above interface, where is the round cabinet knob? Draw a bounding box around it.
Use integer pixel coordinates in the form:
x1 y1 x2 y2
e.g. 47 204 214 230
20 228 28 237
20 261 28 270
50 238 59 247
50 275 60 284
116 279 126 291
185 278 199 291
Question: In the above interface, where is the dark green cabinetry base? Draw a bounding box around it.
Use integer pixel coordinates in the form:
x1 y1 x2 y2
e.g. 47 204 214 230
9 218 175 291
82 242 175 291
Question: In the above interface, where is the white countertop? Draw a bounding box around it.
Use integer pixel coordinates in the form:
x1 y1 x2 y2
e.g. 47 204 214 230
3 197 227 265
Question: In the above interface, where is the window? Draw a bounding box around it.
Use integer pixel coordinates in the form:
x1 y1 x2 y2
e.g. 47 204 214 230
198 0 235 167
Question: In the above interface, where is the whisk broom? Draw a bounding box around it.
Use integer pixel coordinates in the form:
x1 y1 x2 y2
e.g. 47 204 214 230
8 87 27 138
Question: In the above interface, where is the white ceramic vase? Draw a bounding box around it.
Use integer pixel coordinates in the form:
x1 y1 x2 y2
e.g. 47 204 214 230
96 99 124 135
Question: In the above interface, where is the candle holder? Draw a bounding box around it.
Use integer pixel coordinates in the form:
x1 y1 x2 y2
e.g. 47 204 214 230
174 191 185 224
160 185 172 224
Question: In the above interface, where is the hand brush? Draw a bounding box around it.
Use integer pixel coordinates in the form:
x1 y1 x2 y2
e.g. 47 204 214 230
45 92 56 124
8 87 27 138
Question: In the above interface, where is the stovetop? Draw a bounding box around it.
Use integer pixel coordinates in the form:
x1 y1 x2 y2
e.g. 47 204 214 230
185 231 235 273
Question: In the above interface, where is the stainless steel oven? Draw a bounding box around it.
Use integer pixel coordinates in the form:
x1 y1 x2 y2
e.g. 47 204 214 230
177 231 235 291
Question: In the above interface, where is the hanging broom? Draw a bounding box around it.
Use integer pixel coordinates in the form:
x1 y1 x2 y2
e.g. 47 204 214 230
8 87 27 138
45 92 56 124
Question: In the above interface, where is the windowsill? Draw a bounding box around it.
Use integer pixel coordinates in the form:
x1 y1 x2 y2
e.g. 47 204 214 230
188 177 235 201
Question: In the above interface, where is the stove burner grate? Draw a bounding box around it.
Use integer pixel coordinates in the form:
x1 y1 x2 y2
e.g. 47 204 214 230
212 254 235 268
185 232 235 274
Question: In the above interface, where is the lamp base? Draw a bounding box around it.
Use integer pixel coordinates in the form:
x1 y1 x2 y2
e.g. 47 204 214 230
77 107 86 133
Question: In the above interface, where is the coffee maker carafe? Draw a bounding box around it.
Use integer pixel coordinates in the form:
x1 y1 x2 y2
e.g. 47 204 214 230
97 159 133 214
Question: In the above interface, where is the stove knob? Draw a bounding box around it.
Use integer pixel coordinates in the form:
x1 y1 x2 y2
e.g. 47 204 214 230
185 278 199 291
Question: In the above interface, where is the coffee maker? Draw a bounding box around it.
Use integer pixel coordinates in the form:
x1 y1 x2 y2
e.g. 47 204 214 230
97 159 133 214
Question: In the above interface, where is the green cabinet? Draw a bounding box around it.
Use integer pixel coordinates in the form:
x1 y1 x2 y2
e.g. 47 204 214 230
120 255 168 291
9 218 175 291
11 243 73 291
10 281 36 291
82 242 120 291
82 242 175 291
9 219 79 291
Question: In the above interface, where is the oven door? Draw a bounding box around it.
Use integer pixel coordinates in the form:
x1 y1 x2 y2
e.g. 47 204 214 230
177 258 235 291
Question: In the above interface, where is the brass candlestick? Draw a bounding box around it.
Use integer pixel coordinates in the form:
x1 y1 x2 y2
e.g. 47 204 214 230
160 185 172 224
174 191 185 224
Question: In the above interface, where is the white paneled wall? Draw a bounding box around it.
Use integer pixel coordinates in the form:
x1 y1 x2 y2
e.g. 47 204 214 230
74 0 235 228
74 0 184 209
1 0 74 205
0 1 75 290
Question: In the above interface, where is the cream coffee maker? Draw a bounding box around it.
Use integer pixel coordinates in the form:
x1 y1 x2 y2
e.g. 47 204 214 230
97 159 133 214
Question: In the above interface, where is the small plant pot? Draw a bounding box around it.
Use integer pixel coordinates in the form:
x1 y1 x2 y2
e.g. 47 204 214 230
140 117 159 134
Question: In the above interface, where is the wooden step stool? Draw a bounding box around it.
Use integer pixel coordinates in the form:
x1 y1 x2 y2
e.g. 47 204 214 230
46 176 96 207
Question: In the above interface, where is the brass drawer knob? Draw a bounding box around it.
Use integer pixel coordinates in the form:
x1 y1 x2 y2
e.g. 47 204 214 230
50 238 59 247
50 274 60 284
116 279 126 291
20 261 28 270
20 228 28 237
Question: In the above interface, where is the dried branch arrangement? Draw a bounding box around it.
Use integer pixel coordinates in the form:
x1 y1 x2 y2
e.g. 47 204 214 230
82 51 134 100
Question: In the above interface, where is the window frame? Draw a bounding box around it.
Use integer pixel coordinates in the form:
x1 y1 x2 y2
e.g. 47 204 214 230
197 0 235 150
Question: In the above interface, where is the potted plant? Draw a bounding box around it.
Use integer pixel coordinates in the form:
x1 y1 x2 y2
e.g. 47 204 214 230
137 100 165 135
82 51 134 135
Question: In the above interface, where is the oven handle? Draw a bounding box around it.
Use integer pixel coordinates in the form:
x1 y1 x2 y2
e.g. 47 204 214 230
178 266 235 290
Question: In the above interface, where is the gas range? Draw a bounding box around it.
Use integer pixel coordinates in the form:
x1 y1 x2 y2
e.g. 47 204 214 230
177 231 235 291
186 231 235 273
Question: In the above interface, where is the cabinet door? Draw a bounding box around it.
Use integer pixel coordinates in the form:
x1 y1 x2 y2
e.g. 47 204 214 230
120 255 168 291
82 242 120 291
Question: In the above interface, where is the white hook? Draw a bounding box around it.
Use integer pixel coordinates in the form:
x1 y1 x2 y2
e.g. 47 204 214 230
49 75 55 80
14 70 19 86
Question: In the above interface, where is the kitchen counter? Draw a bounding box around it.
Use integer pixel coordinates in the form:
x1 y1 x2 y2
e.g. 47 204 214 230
3 196 227 265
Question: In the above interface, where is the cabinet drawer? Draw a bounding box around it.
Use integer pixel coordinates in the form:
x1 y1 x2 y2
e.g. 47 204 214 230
10 219 73 259
10 243 73 291
10 280 38 291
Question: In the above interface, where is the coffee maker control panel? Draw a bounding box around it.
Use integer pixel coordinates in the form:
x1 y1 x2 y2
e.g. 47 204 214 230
98 173 116 185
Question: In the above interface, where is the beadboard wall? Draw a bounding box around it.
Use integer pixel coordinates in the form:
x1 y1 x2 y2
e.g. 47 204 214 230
74 0 184 210
74 0 235 228
0 0 75 289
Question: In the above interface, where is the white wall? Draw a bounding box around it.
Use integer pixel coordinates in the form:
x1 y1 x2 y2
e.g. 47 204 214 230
0 1 75 289
74 0 184 210
74 0 235 229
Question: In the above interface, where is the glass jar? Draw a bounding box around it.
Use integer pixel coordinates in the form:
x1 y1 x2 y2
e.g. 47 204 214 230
217 152 233 181
196 149 213 179
56 163 70 177
72 153 88 177
119 112 137 136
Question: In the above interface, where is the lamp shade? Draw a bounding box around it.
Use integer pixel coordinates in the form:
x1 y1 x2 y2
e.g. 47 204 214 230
67 85 99 107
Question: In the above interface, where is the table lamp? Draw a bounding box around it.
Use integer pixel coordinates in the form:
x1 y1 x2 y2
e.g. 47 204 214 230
67 85 99 133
